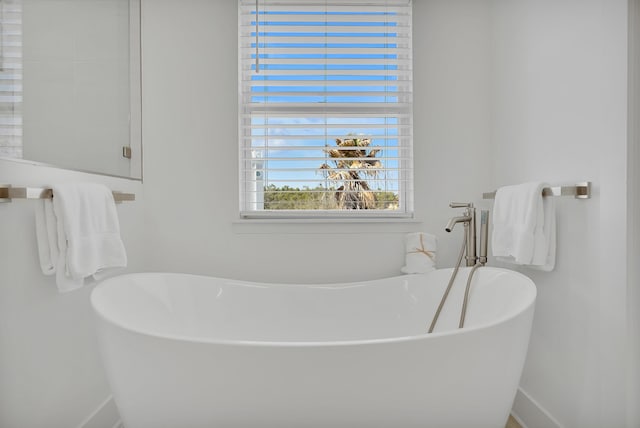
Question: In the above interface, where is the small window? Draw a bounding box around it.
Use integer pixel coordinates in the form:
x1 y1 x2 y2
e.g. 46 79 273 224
239 0 413 218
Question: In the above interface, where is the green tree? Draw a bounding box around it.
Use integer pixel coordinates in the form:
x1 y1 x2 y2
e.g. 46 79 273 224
263 184 398 210
264 184 336 210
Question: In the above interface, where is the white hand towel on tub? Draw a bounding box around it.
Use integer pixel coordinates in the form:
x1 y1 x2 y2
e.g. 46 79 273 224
491 182 556 270
401 232 437 274
47 183 127 291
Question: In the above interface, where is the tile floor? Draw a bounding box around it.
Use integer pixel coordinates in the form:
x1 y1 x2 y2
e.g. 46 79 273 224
506 415 523 428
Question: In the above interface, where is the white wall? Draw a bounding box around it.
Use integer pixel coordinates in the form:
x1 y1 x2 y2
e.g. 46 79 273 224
0 159 145 428
627 1 640 426
413 0 493 263
140 0 493 283
489 1 630 427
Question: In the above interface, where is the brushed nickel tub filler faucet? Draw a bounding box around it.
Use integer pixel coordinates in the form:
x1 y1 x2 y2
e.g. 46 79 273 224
428 203 489 333
445 202 477 266
445 202 489 266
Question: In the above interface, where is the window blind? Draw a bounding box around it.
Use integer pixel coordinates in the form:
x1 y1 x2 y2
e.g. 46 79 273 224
239 0 413 218
0 0 21 158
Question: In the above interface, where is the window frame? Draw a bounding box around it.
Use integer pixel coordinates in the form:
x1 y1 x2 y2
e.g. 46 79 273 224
238 0 413 219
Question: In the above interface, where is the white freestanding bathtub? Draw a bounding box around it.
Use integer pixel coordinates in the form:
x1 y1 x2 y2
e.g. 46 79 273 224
91 267 536 428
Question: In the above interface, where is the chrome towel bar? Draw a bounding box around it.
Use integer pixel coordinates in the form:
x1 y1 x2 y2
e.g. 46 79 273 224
483 182 591 200
0 185 135 203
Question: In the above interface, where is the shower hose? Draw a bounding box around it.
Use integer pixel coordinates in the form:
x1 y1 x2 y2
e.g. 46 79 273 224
428 233 482 333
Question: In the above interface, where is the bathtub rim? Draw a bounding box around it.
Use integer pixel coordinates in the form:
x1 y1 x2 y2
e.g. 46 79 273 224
90 267 536 348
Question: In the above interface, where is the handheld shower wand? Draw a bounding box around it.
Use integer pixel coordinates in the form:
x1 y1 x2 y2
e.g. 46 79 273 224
478 210 489 265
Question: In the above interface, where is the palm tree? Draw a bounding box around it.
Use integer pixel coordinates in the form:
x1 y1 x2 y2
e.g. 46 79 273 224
319 137 382 209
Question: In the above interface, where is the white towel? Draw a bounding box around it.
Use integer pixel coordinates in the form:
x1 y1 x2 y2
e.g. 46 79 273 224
35 183 127 292
401 232 437 274
530 195 556 271
53 205 84 293
35 199 58 275
491 182 556 270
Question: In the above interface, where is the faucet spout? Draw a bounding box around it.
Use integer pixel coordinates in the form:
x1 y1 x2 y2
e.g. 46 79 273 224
445 203 477 266
445 215 472 233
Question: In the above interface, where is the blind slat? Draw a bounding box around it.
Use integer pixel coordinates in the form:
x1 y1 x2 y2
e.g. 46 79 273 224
242 69 412 77
241 57 410 65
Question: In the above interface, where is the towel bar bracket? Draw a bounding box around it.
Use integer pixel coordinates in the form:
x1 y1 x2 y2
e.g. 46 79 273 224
574 181 591 199
0 184 9 203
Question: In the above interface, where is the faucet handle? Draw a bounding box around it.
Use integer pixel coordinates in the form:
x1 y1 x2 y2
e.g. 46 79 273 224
449 202 474 208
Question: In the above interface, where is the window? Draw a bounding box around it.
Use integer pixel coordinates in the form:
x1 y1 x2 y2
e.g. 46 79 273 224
0 0 21 158
239 0 412 218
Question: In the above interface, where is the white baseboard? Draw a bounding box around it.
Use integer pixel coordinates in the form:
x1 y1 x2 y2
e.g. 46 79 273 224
84 387 559 428
77 395 121 428
512 387 565 428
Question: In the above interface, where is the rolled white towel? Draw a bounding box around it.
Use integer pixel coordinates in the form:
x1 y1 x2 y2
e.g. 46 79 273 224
401 232 437 274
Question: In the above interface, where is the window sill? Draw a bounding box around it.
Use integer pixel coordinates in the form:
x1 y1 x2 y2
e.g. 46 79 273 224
232 216 423 234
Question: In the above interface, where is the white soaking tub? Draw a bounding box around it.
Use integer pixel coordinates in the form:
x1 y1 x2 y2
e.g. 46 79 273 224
91 267 536 428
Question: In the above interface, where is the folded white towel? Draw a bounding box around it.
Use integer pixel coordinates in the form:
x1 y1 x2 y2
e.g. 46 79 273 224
401 232 437 274
491 181 556 270
34 183 127 292
52 183 127 285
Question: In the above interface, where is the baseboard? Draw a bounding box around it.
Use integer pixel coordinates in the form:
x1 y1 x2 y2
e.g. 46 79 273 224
87 389 554 428
512 387 565 428
77 395 121 428
83 387 561 428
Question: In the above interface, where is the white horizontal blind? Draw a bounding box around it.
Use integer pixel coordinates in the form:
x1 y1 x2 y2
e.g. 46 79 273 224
239 0 413 218
0 0 21 158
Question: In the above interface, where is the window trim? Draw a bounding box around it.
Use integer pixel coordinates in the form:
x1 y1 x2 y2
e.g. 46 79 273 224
238 0 413 219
